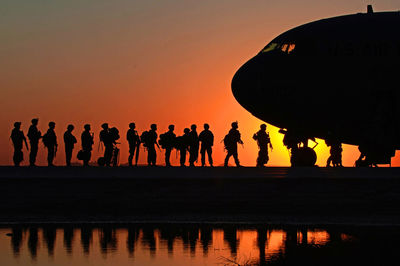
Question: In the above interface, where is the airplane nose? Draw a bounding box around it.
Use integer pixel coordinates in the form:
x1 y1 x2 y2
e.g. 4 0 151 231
231 56 262 110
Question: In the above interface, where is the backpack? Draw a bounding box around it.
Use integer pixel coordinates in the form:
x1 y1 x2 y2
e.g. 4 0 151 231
42 132 50 147
159 133 167 149
223 133 235 149
174 136 184 150
140 131 150 148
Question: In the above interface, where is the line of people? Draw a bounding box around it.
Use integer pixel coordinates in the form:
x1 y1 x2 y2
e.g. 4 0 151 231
10 119 274 167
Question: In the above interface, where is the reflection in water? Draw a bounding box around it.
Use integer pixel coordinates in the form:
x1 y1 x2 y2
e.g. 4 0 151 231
42 227 56 256
80 226 92 255
27 227 38 259
11 227 23 256
2 224 400 265
63 227 74 254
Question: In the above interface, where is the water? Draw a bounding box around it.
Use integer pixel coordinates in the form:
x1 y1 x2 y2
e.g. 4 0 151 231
0 224 398 265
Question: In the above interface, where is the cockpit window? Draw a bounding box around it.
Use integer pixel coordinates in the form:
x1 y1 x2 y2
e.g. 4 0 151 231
262 43 279 53
261 42 296 54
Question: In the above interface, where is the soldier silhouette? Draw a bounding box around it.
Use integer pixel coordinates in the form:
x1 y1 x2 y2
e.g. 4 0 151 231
27 118 41 166
63 124 77 166
43 122 57 166
326 136 343 167
199 123 214 167
159 125 176 167
141 124 159 166
253 124 273 167
127 123 140 166
81 124 94 166
10 122 28 166
99 123 113 166
188 124 199 167
224 122 243 167
177 128 191 167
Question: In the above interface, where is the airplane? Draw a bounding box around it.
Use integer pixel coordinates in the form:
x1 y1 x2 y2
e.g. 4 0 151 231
231 6 400 167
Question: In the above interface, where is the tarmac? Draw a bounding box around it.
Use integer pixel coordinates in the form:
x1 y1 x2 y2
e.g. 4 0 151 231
1 166 400 225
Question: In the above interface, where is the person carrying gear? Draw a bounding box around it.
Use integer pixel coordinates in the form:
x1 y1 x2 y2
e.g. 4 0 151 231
43 122 57 166
63 124 77 166
224 122 243 167
127 123 140 166
81 124 94 166
159 125 176 167
199 123 214 167
141 124 159 166
99 123 113 166
176 128 191 167
325 134 343 167
109 127 120 166
27 118 41 166
253 124 273 167
10 122 28 166
188 124 199 167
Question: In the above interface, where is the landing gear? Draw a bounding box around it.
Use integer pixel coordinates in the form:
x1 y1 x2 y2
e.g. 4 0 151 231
291 147 317 167
279 129 318 167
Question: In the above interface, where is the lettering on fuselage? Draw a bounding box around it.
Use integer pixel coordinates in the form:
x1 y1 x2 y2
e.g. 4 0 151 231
326 41 395 57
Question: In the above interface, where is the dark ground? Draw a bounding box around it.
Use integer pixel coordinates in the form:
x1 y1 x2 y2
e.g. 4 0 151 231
1 166 400 225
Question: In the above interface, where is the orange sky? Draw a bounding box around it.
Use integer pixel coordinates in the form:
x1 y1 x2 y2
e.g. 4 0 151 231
2 0 400 166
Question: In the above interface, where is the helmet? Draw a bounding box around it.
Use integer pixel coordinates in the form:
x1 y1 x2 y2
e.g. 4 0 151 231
204 123 210 130
168 124 175 130
184 128 190 134
49 121 55 128
84 124 91 130
67 124 74 131
260 124 267 130
231 122 238 129
129 123 136 129
14 122 21 128
101 123 108 129
151 124 157 130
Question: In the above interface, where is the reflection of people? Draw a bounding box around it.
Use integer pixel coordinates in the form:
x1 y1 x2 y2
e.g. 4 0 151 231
224 122 243 167
43 122 57 166
64 124 77 166
189 124 199 167
27 118 41 166
127 123 140 166
199 123 214 167
81 124 94 166
253 124 273 167
10 122 28 166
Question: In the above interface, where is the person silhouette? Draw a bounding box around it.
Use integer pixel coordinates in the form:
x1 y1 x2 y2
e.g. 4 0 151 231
177 128 190 167
81 124 94 166
224 122 243 167
188 124 199 167
199 123 214 167
127 123 140 166
99 123 113 166
63 124 77 166
43 122 58 166
10 122 28 166
253 124 273 167
27 118 41 166
147 124 159 166
159 125 176 167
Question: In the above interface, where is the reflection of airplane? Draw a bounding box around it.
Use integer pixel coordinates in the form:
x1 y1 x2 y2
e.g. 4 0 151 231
232 6 400 166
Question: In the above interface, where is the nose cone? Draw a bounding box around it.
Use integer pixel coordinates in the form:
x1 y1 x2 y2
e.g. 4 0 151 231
231 56 262 112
